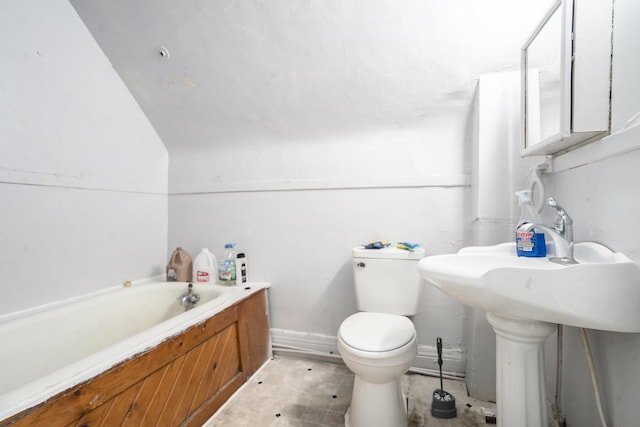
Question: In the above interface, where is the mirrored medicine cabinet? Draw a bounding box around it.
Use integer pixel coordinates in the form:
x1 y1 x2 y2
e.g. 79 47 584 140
521 0 613 156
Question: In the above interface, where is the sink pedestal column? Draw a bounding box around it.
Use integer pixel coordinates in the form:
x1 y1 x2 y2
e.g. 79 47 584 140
486 313 556 427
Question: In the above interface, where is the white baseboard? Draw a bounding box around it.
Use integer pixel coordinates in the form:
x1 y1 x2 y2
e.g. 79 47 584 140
271 328 339 355
415 344 465 375
271 328 466 376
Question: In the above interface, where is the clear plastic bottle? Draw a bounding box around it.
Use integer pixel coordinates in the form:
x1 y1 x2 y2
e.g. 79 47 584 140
218 243 237 285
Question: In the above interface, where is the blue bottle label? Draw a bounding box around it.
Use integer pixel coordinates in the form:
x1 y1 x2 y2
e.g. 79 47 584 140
516 224 546 257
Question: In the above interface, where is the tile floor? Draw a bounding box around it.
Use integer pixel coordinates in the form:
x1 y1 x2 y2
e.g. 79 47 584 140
204 355 496 427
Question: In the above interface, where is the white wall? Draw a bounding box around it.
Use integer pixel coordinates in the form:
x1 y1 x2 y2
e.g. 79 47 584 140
168 110 471 369
0 0 168 315
157 0 550 372
67 0 549 369
537 0 640 424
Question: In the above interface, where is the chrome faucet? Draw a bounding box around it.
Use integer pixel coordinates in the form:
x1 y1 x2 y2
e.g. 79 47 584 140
520 197 577 265
178 283 201 311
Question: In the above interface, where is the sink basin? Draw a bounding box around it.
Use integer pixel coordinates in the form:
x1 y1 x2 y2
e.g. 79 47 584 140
419 241 640 426
419 242 640 332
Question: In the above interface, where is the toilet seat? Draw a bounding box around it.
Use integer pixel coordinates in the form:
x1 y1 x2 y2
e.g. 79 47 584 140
339 312 415 352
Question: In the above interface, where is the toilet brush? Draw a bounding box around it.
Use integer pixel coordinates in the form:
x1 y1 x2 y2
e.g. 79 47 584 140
431 337 457 419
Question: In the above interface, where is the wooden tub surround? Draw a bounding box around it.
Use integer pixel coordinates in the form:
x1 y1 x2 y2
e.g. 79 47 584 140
1 287 271 427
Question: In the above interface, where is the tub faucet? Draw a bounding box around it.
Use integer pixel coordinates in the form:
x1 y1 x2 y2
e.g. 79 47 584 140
179 283 201 311
520 197 576 265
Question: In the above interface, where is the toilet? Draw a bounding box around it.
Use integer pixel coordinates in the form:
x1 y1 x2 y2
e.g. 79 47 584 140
338 246 425 427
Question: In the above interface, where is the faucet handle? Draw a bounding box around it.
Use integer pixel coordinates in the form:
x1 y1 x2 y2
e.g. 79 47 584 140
547 197 562 210
547 198 572 221
547 198 573 240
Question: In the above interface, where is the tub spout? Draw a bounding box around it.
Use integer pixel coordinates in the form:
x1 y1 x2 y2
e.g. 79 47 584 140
179 283 201 311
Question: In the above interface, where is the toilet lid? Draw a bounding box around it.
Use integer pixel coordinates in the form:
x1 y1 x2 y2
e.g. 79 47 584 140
339 312 415 352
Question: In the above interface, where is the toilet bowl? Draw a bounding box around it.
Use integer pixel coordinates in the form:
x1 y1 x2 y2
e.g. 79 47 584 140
338 312 417 427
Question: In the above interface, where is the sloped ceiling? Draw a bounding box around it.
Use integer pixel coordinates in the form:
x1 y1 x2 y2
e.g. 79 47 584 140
70 0 548 150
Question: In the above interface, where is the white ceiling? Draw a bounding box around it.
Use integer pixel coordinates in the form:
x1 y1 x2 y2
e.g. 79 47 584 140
70 0 550 150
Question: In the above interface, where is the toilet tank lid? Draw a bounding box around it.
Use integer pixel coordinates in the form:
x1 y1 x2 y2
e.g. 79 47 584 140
339 312 416 352
353 246 425 260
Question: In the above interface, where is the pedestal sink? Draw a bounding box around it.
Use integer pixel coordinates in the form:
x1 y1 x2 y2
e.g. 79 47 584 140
418 242 640 426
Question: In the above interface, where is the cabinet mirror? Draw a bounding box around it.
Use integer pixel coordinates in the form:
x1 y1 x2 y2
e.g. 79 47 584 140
521 0 612 156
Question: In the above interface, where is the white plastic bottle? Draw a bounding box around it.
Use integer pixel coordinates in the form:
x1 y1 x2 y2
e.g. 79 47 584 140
236 252 247 285
193 248 218 284
218 243 237 285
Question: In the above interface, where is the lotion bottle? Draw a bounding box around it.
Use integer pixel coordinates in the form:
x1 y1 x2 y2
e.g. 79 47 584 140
236 252 247 285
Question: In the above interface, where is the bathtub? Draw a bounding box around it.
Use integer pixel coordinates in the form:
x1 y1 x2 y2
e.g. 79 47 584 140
0 278 271 425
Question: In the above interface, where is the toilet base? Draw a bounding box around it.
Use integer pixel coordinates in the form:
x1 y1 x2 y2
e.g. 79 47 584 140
345 376 407 427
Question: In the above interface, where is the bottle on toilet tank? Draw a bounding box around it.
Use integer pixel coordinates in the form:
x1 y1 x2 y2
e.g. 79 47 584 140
193 248 218 283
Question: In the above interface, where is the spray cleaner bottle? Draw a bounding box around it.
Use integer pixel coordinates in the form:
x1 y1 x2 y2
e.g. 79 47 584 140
515 190 546 257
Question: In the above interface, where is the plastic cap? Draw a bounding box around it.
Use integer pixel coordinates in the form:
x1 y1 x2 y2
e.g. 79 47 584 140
224 243 235 249
515 189 532 204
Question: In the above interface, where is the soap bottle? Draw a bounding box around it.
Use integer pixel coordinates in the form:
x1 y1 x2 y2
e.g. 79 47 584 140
515 190 546 257
166 247 193 282
218 243 237 285
193 248 218 283
236 252 247 285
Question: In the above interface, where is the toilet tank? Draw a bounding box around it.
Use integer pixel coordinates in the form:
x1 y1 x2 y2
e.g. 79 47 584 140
352 246 425 316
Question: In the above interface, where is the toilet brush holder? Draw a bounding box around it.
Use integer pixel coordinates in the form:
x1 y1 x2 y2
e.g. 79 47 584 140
431 389 457 419
431 337 457 419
